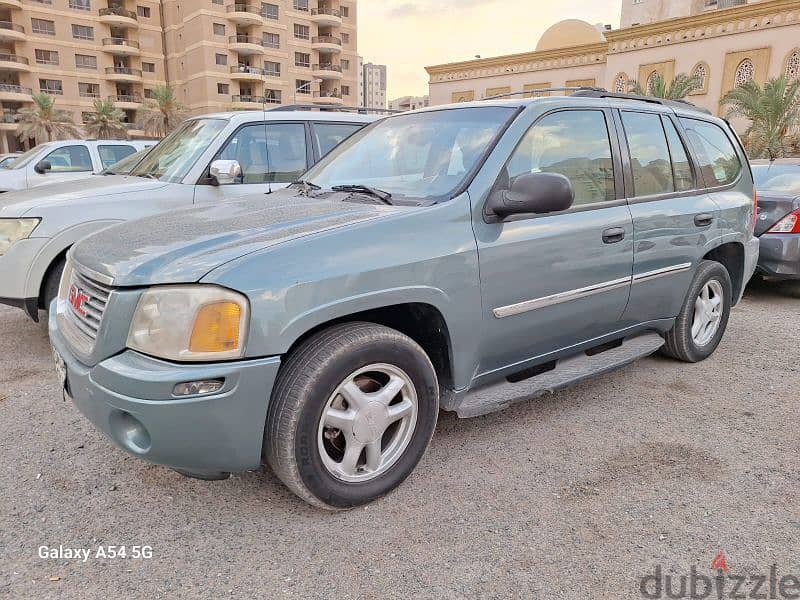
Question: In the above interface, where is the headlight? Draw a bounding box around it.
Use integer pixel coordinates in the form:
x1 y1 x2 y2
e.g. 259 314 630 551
127 285 250 362
0 218 40 255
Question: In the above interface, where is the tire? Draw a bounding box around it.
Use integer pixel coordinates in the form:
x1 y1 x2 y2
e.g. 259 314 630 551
662 260 732 363
41 256 66 312
264 322 439 510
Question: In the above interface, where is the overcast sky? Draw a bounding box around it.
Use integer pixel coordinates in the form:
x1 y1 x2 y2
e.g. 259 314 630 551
358 0 622 100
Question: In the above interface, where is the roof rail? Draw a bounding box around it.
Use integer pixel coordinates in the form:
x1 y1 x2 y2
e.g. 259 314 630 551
267 104 400 115
570 89 712 114
483 86 604 100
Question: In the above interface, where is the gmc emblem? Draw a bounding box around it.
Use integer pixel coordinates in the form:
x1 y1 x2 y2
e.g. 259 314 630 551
68 284 89 317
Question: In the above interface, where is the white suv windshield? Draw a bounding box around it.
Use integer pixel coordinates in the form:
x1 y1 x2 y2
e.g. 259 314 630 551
130 118 227 183
7 145 50 170
304 107 517 200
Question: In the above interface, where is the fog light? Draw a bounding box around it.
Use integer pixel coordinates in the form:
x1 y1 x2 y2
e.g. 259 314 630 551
173 379 224 397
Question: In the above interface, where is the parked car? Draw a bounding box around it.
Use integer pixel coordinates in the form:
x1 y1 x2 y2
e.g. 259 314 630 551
99 147 152 176
50 92 759 509
0 140 156 192
0 109 377 319
751 158 800 280
0 152 21 168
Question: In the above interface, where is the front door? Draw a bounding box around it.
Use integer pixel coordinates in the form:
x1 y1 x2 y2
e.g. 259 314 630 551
193 121 311 203
28 144 95 188
473 108 634 378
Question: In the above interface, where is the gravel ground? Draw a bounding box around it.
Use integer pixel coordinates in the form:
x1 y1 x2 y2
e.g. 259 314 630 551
1 279 799 599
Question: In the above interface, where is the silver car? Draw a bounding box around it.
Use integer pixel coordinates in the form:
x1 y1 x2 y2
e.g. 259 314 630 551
752 159 800 281
0 109 377 319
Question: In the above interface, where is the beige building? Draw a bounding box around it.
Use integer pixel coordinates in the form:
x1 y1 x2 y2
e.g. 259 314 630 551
361 61 385 109
0 0 359 152
388 94 429 112
426 0 800 129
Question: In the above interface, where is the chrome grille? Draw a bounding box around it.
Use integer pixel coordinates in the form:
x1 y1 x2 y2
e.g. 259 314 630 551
63 268 111 347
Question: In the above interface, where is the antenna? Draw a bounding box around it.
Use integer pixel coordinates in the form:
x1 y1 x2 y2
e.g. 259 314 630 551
261 67 273 194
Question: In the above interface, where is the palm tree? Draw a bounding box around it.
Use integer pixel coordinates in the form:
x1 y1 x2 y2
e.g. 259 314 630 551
16 92 82 145
629 73 704 100
137 86 186 138
83 99 128 139
721 75 800 160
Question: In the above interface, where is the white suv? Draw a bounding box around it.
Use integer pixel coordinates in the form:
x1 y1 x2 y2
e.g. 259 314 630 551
0 139 156 192
0 109 379 319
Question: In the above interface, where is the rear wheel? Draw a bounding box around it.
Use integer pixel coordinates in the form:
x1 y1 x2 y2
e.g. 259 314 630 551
662 260 732 363
265 322 439 510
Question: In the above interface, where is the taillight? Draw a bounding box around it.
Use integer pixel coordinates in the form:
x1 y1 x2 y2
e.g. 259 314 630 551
752 188 758 231
766 208 800 234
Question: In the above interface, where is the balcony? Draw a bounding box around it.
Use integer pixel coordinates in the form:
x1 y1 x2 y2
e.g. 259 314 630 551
0 53 29 71
312 63 343 80
312 35 342 53
0 0 22 9
226 4 263 26
102 37 140 56
310 7 342 27
312 90 344 105
228 34 266 55
99 6 139 28
229 65 266 81
232 94 266 109
105 66 143 82
0 83 32 102
109 94 142 108
0 21 24 42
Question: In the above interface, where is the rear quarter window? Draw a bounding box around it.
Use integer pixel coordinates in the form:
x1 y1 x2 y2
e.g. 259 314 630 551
679 118 742 187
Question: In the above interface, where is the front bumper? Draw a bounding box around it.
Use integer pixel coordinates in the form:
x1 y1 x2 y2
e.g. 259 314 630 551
49 304 282 476
0 237 49 310
756 233 800 280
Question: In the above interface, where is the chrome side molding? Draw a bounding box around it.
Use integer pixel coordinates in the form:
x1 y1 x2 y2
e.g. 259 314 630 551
632 262 692 284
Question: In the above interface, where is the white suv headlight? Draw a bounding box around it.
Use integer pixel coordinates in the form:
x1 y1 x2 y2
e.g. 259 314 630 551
127 285 250 362
0 218 40 256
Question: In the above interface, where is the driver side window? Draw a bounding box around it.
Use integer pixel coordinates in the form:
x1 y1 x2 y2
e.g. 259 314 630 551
504 110 616 206
43 145 93 173
216 122 308 184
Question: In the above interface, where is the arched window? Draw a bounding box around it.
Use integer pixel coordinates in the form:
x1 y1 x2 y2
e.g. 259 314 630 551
734 59 754 87
692 62 709 94
786 49 800 81
646 71 659 94
614 72 628 94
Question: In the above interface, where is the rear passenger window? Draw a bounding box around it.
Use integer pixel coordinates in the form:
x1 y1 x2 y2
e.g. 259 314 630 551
313 123 364 157
662 118 694 192
679 118 742 187
43 145 93 172
621 111 674 197
98 145 136 169
505 110 615 206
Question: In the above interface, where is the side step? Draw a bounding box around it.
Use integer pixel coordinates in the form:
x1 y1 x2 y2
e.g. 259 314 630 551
455 332 665 418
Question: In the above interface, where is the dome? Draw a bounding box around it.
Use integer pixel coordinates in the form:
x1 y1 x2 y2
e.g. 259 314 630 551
535 19 606 52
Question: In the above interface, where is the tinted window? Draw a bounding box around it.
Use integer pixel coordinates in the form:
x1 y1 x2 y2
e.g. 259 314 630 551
680 118 742 187
217 122 307 184
663 118 694 192
505 110 615 206
43 145 92 172
98 144 136 169
622 112 674 197
313 123 364 157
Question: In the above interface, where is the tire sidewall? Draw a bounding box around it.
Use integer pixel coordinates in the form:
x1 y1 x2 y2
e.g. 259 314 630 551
294 335 438 509
684 263 732 361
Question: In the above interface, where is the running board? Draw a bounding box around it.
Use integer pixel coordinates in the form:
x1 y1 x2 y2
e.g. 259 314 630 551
455 332 665 418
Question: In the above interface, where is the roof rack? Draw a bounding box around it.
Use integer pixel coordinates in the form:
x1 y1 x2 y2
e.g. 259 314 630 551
483 86 604 100
570 89 712 114
267 104 400 115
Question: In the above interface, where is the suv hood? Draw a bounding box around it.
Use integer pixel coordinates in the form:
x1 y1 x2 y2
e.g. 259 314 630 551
71 191 396 286
0 176 170 216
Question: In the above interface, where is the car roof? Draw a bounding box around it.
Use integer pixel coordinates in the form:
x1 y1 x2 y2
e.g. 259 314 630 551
196 110 381 124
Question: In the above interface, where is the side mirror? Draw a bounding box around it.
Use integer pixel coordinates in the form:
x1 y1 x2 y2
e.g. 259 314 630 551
487 172 574 221
34 160 52 175
208 159 242 186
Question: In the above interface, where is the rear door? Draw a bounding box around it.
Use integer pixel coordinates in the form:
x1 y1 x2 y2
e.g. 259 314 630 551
473 107 634 376
97 144 137 171
193 121 312 203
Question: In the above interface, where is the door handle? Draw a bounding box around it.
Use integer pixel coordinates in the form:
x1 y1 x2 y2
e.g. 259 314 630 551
694 213 714 227
602 227 626 244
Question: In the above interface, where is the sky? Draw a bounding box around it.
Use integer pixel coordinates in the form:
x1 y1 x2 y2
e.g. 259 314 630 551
358 0 622 100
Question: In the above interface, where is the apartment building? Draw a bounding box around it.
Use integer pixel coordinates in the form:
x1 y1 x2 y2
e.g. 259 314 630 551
621 0 765 27
361 61 385 109
0 0 359 152
388 94 428 112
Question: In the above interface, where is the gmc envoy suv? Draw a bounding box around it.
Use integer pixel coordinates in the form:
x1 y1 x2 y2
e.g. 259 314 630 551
50 91 759 509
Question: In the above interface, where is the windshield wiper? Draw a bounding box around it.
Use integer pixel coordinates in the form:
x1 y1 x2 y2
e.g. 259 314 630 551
136 173 159 180
292 180 321 195
331 184 393 205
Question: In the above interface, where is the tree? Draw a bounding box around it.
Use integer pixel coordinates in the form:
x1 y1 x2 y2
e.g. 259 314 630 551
137 86 186 138
16 92 82 145
83 99 128 140
629 73 704 100
721 75 800 160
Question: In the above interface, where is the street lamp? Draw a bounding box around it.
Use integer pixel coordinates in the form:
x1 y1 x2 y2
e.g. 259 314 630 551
294 78 323 104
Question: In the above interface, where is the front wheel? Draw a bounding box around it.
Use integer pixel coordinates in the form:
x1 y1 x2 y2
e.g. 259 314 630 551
662 260 732 363
264 322 439 510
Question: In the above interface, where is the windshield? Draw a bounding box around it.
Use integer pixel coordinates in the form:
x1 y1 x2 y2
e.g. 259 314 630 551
8 145 48 170
129 118 227 183
752 164 800 195
304 107 517 200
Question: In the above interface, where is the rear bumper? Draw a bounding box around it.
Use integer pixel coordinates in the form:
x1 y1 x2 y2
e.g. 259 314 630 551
49 304 282 475
742 235 760 299
757 233 800 280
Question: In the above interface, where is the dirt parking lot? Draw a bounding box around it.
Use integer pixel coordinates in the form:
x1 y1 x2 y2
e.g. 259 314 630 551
1 279 798 599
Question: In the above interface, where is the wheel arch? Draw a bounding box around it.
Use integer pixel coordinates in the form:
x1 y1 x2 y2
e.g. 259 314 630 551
702 241 745 305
